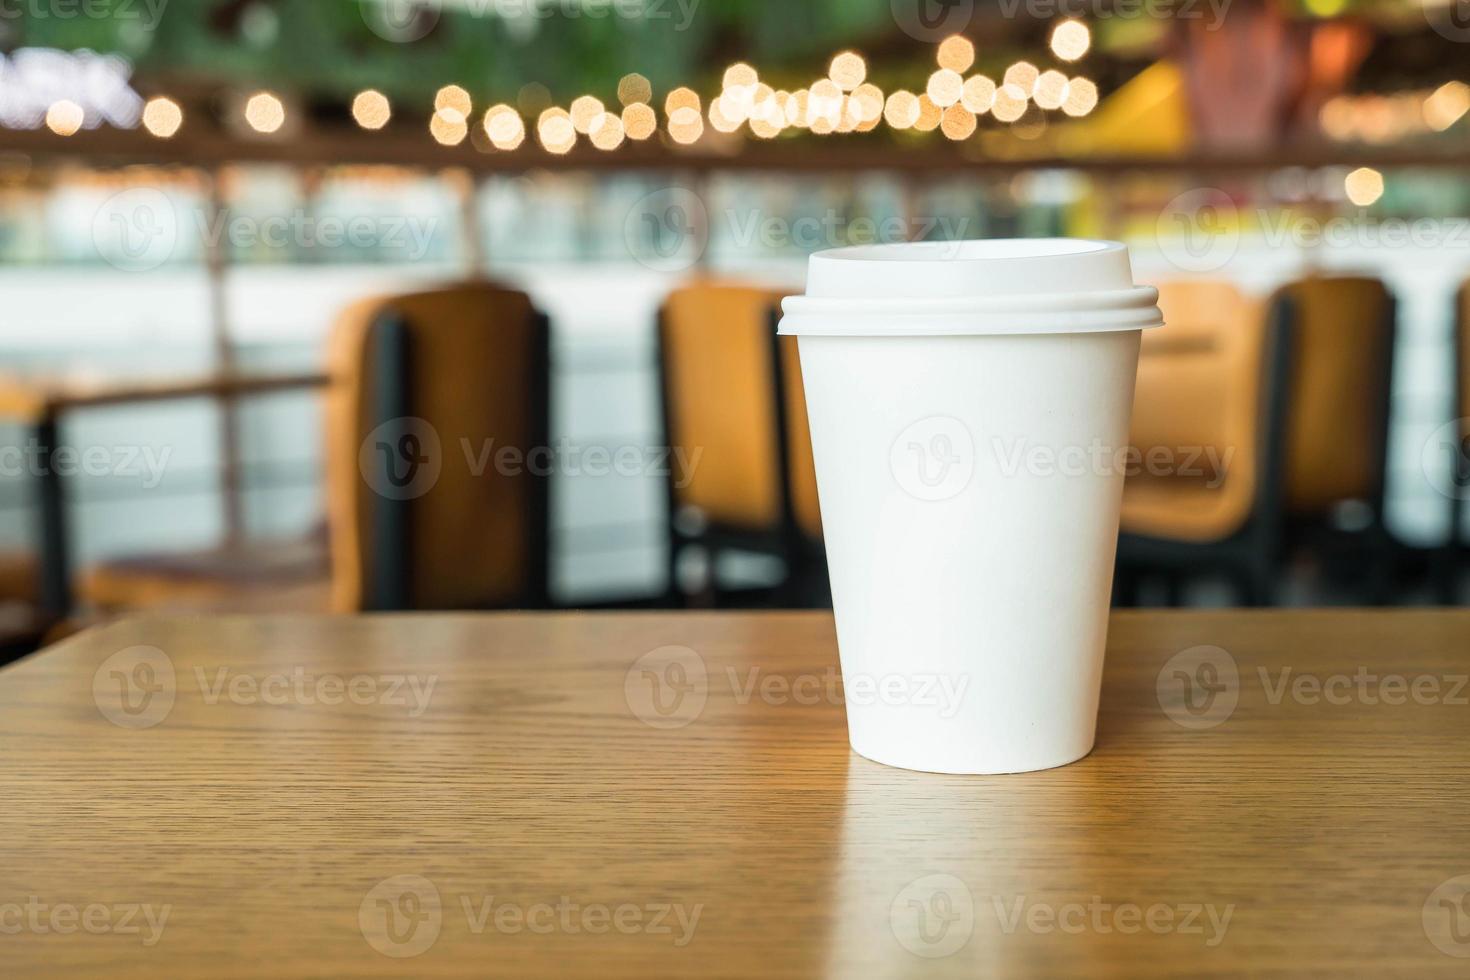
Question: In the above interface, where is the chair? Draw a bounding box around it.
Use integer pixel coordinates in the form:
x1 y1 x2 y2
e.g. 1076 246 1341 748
657 281 824 606
324 282 550 611
79 282 551 614
1274 276 1398 601
1116 280 1296 605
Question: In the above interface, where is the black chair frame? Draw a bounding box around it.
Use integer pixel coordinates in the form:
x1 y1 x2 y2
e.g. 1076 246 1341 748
655 304 825 608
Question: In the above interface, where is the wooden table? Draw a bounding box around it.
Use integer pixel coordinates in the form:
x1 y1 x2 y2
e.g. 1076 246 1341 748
0 371 328 616
2 610 1468 977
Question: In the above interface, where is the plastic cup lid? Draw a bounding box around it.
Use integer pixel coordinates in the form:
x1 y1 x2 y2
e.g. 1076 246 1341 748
779 239 1163 336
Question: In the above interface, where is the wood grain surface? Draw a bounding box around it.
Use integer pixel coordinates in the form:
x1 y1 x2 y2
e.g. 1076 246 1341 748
2 610 1469 977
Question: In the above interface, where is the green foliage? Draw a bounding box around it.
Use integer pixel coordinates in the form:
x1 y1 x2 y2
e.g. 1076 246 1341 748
7 0 908 104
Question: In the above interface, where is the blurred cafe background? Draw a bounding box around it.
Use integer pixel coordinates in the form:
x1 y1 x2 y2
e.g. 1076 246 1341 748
2 0 1470 657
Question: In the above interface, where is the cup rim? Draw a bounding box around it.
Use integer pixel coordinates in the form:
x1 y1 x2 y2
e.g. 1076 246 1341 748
783 238 1162 337
813 238 1118 264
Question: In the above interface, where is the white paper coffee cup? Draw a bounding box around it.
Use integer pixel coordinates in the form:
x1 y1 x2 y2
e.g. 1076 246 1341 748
780 239 1163 774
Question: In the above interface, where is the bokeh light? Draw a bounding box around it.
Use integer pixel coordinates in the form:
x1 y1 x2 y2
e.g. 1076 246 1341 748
937 35 975 73
668 105 704 144
430 108 467 145
665 87 701 115
617 73 652 107
1050 20 1091 62
992 84 1028 122
961 75 996 114
884 90 920 129
1033 70 1069 111
1003 62 1040 94
435 84 472 118
590 113 625 150
483 104 525 150
141 96 183 138
723 64 757 90
1345 166 1384 206
829 51 867 91
351 90 391 130
45 100 83 136
914 94 942 132
570 95 605 135
537 107 576 153
926 69 964 108
940 103 977 140
852 83 884 123
1062 76 1098 116
244 91 285 133
623 103 657 140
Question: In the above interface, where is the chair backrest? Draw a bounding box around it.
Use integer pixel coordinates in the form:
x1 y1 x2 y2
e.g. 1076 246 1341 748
658 281 820 540
1273 275 1394 517
324 282 550 612
1126 280 1280 540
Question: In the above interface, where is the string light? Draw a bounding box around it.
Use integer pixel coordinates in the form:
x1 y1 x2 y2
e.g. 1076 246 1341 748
435 85 472 118
667 105 704 143
940 103 976 140
708 97 742 133
45 99 84 136
914 94 942 132
311 42 1100 153
937 35 975 73
623 102 657 139
244 91 285 133
1061 76 1097 117
926 69 963 108
722 64 757 90
1344 167 1384 206
883 90 920 129
141 96 182 138
852 83 884 123
828 51 866 91
1003 62 1040 93
790 89 809 128
570 95 605 134
665 87 701 115
430 108 467 145
1050 20 1090 62
590 112 625 150
537 107 576 153
617 73 652 106
809 79 842 128
961 75 996 114
1033 70 1069 111
750 83 776 121
992 84 1028 122
352 90 391 130
483 104 525 149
